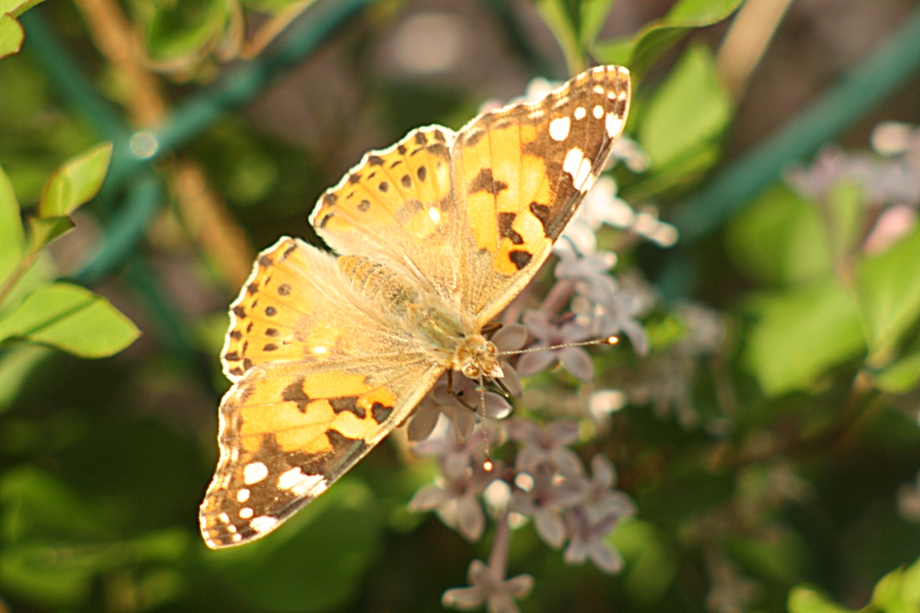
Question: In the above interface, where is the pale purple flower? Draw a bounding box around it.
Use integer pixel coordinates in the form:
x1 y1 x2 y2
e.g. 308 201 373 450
506 419 582 476
442 515 532 613
517 310 594 381
442 560 534 613
553 246 619 305
578 454 636 523
561 177 635 254
509 464 585 548
413 426 495 480
588 283 650 357
409 461 500 542
563 506 625 574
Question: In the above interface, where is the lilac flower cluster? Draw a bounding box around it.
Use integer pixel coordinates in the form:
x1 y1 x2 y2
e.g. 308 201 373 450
402 75 731 612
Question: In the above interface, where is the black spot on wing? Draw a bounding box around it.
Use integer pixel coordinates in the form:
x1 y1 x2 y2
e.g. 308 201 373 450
330 396 366 419
469 168 508 196
498 212 523 245
509 250 533 270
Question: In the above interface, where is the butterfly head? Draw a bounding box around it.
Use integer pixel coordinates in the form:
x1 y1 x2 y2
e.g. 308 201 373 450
454 334 503 380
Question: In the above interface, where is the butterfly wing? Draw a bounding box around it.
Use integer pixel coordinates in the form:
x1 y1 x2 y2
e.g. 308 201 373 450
308 126 466 305
451 65 630 323
201 238 443 548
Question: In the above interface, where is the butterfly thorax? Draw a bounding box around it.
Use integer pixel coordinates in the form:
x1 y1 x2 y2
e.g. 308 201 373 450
404 299 503 380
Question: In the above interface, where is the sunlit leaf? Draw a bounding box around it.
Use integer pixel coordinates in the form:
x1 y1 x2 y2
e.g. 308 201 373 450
788 586 856 613
39 142 112 218
0 0 45 17
593 0 743 77
0 14 23 59
25 216 74 254
0 164 23 284
744 276 866 396
637 44 733 173
856 227 920 365
0 282 140 358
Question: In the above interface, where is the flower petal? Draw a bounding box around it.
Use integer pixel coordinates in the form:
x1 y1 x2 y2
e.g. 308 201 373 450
516 350 557 376
534 510 566 549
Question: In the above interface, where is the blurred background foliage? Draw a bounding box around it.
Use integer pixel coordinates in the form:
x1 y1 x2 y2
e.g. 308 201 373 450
2 0 920 612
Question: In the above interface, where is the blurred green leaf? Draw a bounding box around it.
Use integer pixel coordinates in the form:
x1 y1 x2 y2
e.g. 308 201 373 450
25 215 74 255
39 142 112 218
593 0 743 77
0 343 51 413
0 0 45 17
0 13 23 59
0 164 23 285
828 180 866 263
856 227 920 365
0 282 140 358
744 276 866 396
875 350 920 394
637 44 732 175
788 586 857 613
609 519 678 605
207 478 384 613
725 183 832 286
579 0 614 48
146 0 231 63
535 0 583 74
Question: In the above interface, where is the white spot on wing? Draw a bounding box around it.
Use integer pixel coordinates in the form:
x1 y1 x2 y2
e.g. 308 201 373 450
232 534 242 543
428 207 441 223
593 85 604 95
574 107 586 120
243 462 269 485
250 515 279 534
239 507 253 519
237 488 250 503
311 346 328 355
593 105 604 119
549 117 571 141
606 112 622 138
563 147 593 192
218 512 230 524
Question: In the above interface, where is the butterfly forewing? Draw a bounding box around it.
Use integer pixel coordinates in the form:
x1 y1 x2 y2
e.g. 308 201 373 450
201 238 443 547
451 65 630 323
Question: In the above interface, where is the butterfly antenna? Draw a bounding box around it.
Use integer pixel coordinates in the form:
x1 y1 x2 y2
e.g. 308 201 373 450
496 335 619 356
477 374 494 472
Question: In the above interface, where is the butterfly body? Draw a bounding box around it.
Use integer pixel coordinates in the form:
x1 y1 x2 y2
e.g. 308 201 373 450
200 65 630 548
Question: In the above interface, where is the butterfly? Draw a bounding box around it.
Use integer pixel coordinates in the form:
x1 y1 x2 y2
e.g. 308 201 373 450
199 65 631 548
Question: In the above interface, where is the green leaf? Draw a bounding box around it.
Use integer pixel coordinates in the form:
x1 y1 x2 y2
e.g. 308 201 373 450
856 227 920 365
744 276 866 396
579 0 615 48
535 0 583 74
0 0 45 17
0 343 51 413
874 350 920 394
146 0 230 63
39 142 112 218
25 216 74 254
207 478 384 613
0 282 140 358
725 183 832 286
788 586 856 613
637 43 733 174
0 164 23 285
608 519 678 605
0 13 23 59
593 0 743 77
